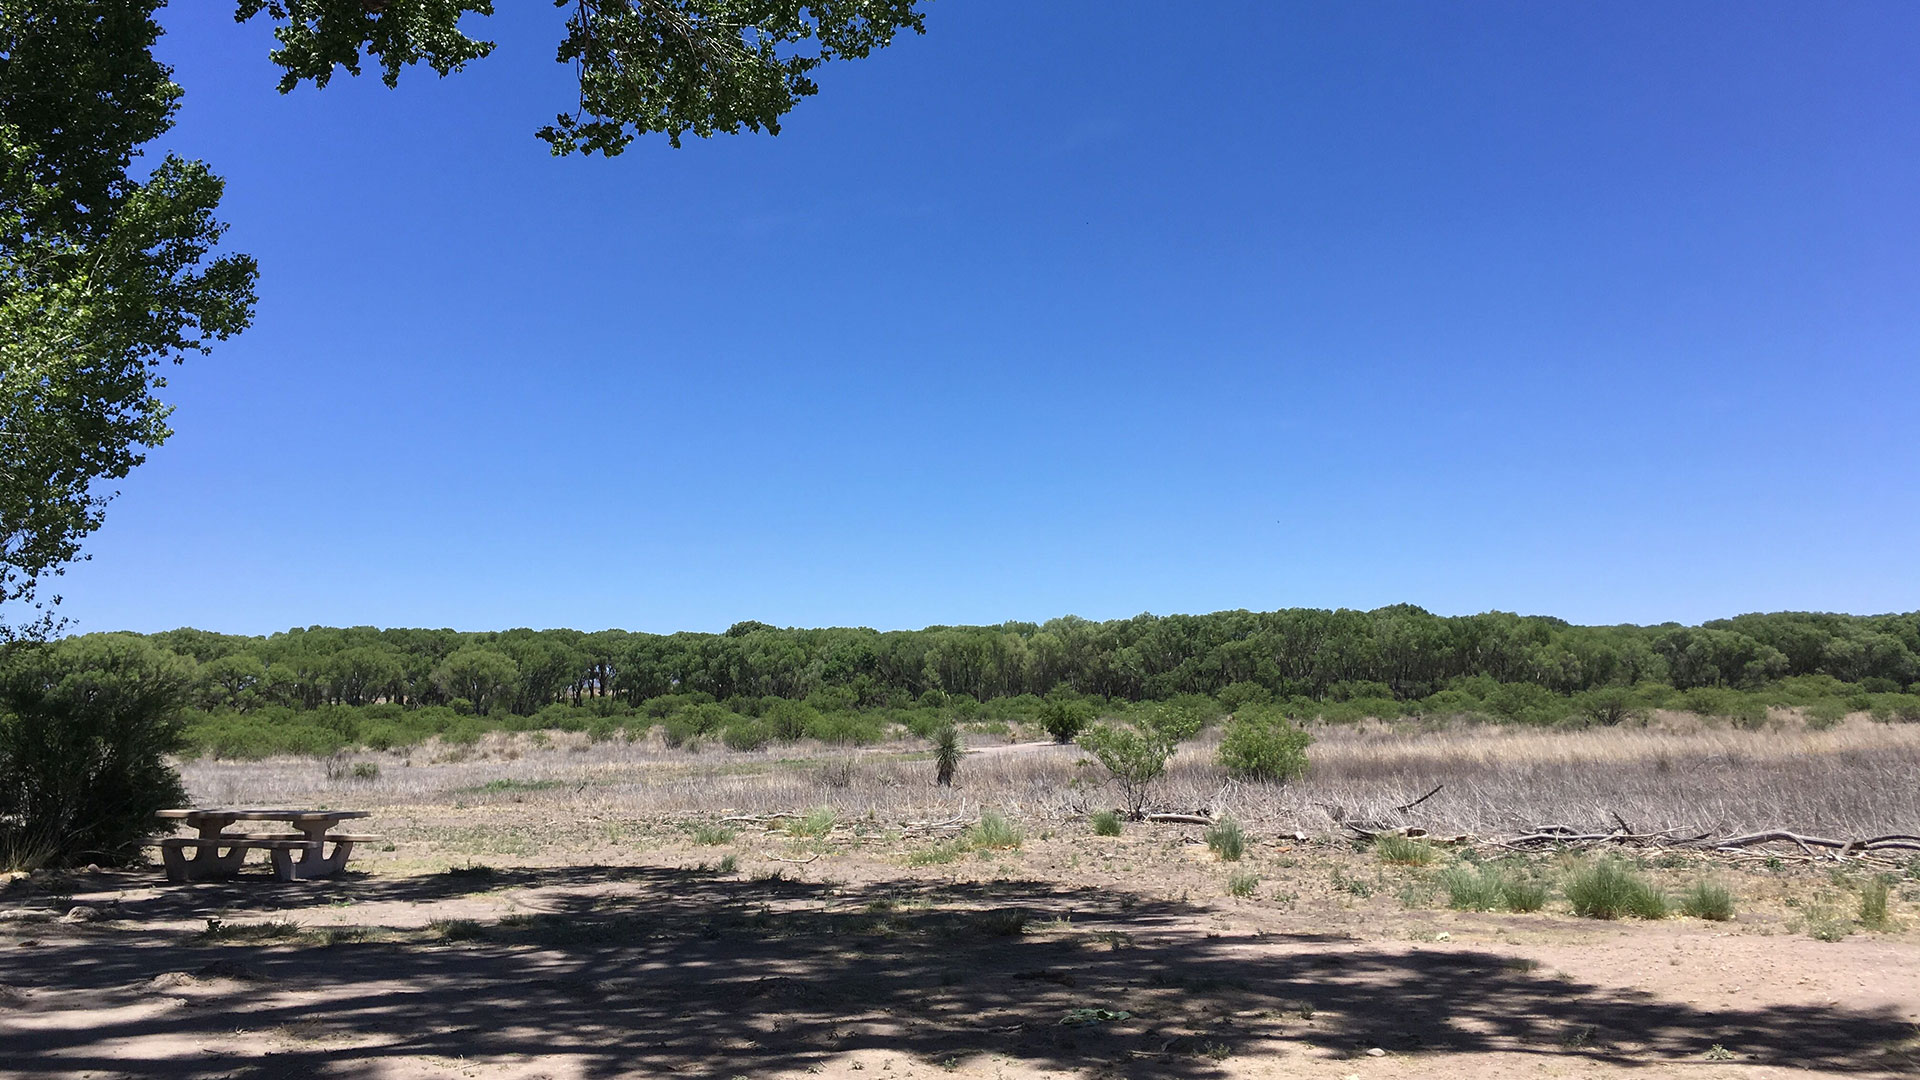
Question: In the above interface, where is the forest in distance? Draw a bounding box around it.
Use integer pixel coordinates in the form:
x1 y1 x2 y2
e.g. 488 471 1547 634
34 606 1920 759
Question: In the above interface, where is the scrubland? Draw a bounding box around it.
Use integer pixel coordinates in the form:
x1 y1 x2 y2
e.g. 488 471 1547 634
6 712 1920 1079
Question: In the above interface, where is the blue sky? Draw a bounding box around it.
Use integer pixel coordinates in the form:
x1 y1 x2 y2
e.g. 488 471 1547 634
52 1 1920 635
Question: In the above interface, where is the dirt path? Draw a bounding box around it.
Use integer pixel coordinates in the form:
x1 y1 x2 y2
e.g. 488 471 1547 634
4 821 1918 1079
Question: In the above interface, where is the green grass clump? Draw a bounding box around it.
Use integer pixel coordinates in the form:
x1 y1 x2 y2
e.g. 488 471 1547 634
1227 870 1260 898
1680 880 1736 921
1374 833 1435 866
967 810 1023 851
1860 877 1895 930
1442 864 1547 912
690 823 737 845
1089 809 1124 836
1565 859 1668 920
197 918 303 943
905 841 966 867
787 808 836 839
1205 817 1247 862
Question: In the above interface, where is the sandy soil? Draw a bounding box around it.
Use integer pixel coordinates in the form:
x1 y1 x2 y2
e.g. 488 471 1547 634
4 794 1919 1080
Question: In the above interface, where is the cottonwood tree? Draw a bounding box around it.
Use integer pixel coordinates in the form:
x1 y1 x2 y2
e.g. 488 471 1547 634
2 1 930 637
1 1 257 637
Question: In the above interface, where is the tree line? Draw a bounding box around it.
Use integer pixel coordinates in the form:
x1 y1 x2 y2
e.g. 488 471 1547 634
121 606 1920 718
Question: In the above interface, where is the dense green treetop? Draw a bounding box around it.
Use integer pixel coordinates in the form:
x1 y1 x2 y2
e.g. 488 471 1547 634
102 606 1920 719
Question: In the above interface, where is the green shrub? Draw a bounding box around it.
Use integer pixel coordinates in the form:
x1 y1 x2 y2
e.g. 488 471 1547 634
1078 722 1174 816
1038 693 1096 743
1680 880 1735 921
1205 817 1247 862
804 711 885 746
1805 699 1848 730
1501 876 1549 913
1565 859 1668 919
1373 833 1434 866
720 719 771 752
967 810 1022 851
1218 709 1312 782
1227 869 1260 898
1572 686 1640 727
1089 810 1124 836
351 761 381 780
0 636 192 869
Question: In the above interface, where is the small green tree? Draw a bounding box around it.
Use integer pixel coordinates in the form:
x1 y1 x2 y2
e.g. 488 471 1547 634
0 634 190 868
1572 686 1640 727
1078 721 1175 817
1217 709 1312 782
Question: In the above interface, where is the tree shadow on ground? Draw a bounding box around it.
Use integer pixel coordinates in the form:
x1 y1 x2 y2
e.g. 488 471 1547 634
3 865 1915 1078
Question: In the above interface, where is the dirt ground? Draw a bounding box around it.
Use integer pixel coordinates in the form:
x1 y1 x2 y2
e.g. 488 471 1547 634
4 740 1920 1079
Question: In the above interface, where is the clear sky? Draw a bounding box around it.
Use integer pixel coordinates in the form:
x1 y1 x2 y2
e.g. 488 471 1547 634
51 1 1920 636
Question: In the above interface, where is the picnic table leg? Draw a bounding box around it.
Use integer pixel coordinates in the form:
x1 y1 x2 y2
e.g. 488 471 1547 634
182 822 249 881
285 823 353 880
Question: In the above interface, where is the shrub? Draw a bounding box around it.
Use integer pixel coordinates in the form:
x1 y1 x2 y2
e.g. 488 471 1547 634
1805 699 1848 730
1572 686 1640 727
351 761 381 781
1038 693 1096 743
1205 817 1247 862
1373 833 1435 866
1218 709 1312 782
932 722 961 786
1565 859 1668 919
720 719 771 752
1501 876 1549 913
1078 722 1174 817
0 636 192 869
1216 681 1273 711
968 810 1022 851
1227 870 1260 898
1089 810 1124 836
1680 880 1735 921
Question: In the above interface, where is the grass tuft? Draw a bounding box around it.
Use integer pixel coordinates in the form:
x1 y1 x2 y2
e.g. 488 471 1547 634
1442 863 1547 912
429 918 486 942
1227 869 1259 898
1680 880 1736 921
1860 877 1895 930
690 823 737 845
967 810 1024 851
1205 817 1247 862
1089 809 1124 837
787 808 836 839
1565 859 1668 920
1374 833 1435 865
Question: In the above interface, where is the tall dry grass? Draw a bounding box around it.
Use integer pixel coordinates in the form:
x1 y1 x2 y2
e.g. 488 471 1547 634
175 713 1920 839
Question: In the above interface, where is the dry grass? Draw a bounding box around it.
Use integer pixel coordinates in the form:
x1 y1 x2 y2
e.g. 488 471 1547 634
175 713 1920 840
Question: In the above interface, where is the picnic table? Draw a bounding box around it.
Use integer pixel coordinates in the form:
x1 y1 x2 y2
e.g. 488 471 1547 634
154 809 378 883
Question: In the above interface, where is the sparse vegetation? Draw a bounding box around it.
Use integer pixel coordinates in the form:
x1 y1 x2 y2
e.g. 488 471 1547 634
1089 809 1124 836
1227 869 1259 897
690 823 736 845
932 721 961 786
1440 863 1546 912
1374 833 1436 866
1861 877 1895 930
787 808 836 839
1566 859 1669 920
1205 817 1247 862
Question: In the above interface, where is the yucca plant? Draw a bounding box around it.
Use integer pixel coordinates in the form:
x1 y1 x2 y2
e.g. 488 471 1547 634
932 722 962 787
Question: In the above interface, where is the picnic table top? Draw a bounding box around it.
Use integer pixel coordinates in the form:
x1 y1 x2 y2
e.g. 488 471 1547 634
156 808 371 822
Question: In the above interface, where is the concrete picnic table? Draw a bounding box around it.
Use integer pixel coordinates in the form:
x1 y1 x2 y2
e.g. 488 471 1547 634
154 808 377 883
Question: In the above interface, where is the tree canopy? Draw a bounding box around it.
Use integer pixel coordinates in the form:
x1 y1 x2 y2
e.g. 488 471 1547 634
0 1 258 637
0 0 929 636
238 0 930 155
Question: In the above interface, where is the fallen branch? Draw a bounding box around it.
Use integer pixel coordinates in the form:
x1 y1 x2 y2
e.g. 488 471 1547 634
1145 813 1215 826
1394 784 1445 814
761 852 820 864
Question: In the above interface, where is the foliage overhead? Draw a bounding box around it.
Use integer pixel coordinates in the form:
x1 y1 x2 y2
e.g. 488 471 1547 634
0 1 257 637
241 0 932 155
